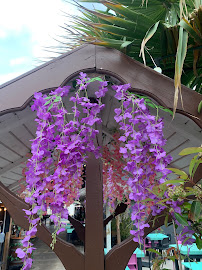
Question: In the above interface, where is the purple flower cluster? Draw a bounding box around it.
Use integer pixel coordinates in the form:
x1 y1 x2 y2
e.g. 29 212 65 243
112 84 172 242
19 73 189 268
19 73 108 269
177 224 196 245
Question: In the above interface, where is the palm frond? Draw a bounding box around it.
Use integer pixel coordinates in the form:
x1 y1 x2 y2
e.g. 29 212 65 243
55 0 202 105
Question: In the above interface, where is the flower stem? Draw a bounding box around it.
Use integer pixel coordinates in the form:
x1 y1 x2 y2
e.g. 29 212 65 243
172 219 183 270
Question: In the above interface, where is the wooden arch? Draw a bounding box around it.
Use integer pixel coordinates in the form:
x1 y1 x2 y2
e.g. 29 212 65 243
0 45 201 126
0 45 201 270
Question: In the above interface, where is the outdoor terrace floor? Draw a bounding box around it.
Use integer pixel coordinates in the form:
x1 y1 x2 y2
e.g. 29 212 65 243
30 224 174 270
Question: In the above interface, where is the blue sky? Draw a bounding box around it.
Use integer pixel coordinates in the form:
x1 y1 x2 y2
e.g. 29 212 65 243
0 0 100 85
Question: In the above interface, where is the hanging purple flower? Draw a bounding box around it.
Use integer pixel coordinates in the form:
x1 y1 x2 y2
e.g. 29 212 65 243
20 72 182 270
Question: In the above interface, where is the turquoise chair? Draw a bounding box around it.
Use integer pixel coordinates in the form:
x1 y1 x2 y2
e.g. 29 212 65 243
65 223 72 230
66 228 74 242
67 228 74 233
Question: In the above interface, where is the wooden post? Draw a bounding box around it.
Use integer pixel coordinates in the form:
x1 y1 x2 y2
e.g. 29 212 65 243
2 216 12 270
116 215 121 244
85 123 104 270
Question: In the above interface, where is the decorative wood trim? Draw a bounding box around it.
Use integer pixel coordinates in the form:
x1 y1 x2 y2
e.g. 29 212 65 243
0 44 201 270
0 45 201 127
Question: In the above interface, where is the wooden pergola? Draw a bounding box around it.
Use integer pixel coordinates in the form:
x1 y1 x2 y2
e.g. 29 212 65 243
0 45 201 270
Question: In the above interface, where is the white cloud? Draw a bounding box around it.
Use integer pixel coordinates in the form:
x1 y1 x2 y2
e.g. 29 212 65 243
9 57 28 66
0 0 79 84
0 29 6 38
0 71 26 85
0 0 79 58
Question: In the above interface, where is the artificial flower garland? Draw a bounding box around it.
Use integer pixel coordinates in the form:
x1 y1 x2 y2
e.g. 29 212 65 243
17 72 187 269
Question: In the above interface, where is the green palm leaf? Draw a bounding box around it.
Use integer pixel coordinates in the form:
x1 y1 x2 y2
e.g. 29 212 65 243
56 0 202 98
174 26 188 115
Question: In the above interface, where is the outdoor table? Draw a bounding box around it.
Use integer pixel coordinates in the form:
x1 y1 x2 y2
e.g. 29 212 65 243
169 244 202 270
147 233 169 242
182 261 202 270
146 233 169 258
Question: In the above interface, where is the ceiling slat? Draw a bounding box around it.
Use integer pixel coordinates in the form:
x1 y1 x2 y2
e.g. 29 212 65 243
166 132 177 141
167 139 190 155
9 131 30 151
0 156 27 176
0 110 36 136
22 124 35 139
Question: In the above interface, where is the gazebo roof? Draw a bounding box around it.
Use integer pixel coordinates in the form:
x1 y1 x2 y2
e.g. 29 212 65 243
0 44 201 192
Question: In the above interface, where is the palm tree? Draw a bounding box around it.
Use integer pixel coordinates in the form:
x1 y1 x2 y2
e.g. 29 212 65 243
58 0 201 112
